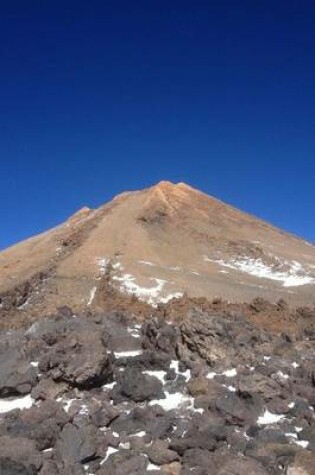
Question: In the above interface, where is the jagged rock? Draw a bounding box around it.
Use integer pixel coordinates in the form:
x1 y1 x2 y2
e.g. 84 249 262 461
38 326 113 389
215 392 263 425
0 400 69 451
97 450 148 475
55 423 98 465
90 401 120 427
0 436 42 474
142 318 179 357
287 450 315 475
216 454 269 475
31 378 68 401
112 367 164 403
169 424 228 455
237 372 282 400
182 448 216 470
0 349 37 396
146 440 179 465
110 406 173 439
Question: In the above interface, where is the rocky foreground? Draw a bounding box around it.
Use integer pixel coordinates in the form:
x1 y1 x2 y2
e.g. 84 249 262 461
0 306 314 475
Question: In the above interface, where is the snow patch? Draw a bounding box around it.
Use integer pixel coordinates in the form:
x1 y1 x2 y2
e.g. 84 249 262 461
147 462 161 471
149 391 194 411
131 431 146 437
97 257 110 275
114 350 143 358
127 327 141 338
100 446 119 465
87 287 97 306
0 394 34 414
170 360 191 381
143 370 167 384
277 371 289 380
138 260 155 266
294 440 309 449
205 256 315 287
257 410 285 425
159 292 183 304
206 368 237 379
103 382 117 390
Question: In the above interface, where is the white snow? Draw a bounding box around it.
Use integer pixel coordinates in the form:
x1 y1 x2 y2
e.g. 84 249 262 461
147 462 161 471
206 372 217 380
206 368 237 379
292 362 299 368
264 356 271 361
149 391 194 411
222 368 237 378
127 327 141 338
87 287 97 306
205 256 315 287
112 262 123 270
170 360 191 381
103 382 117 390
288 402 295 409
0 394 34 414
257 410 285 425
285 432 298 439
100 446 119 465
131 431 146 437
30 361 39 368
18 297 31 309
159 292 183 304
138 260 155 266
225 385 237 392
143 370 167 384
61 398 76 413
119 442 130 449
114 350 143 358
112 272 183 305
97 257 110 275
277 371 289 380
294 440 309 449
112 274 168 304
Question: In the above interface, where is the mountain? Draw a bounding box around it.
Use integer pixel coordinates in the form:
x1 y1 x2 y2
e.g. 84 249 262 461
1 182 315 474
1 181 315 323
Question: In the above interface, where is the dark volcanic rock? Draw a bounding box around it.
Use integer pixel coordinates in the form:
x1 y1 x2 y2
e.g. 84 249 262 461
55 423 98 465
97 450 148 475
182 448 216 470
0 399 69 450
0 349 37 396
146 440 179 465
112 367 164 403
38 324 113 389
215 392 263 425
216 454 269 475
0 436 42 474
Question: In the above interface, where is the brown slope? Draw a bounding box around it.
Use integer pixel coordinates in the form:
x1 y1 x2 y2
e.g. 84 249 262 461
1 180 315 326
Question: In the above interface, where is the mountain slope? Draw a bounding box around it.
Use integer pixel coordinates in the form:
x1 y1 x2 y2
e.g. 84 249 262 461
1 181 315 321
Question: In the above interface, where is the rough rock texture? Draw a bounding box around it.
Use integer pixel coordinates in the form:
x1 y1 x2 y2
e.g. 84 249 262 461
0 308 313 474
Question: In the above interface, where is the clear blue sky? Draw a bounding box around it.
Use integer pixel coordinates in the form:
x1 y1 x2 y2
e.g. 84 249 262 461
1 0 314 250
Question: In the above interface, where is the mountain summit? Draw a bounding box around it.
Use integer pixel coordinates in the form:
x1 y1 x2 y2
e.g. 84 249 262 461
1 181 315 321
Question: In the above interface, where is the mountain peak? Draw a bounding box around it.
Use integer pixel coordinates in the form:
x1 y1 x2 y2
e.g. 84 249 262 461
1 181 315 324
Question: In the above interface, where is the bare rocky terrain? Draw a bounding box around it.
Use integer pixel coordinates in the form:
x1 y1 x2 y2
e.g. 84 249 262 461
1 181 315 328
0 304 314 474
0 181 314 474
